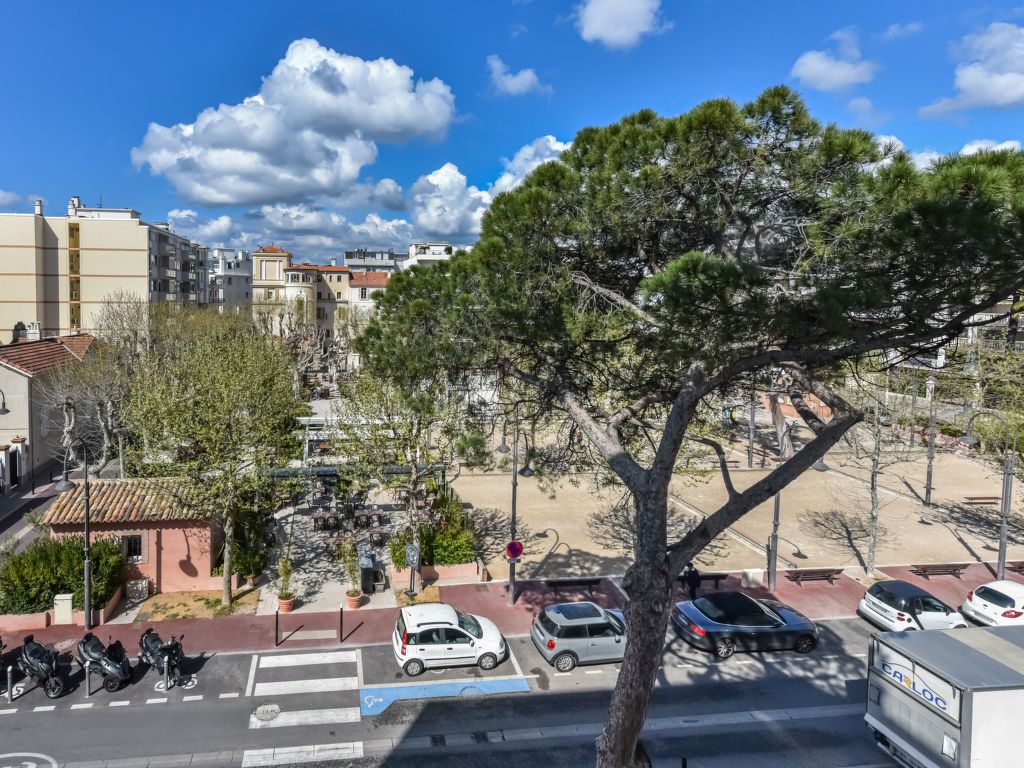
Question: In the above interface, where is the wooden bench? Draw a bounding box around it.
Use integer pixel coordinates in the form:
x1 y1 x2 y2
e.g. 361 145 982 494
910 563 964 579
785 568 843 586
1007 562 1024 576
964 496 1001 506
547 578 603 597
677 572 729 589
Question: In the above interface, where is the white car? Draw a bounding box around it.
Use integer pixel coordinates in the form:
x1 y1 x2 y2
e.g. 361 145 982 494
858 579 967 631
392 602 506 676
961 580 1024 626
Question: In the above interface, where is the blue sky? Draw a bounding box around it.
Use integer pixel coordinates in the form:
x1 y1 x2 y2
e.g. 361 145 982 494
2 1 1023 261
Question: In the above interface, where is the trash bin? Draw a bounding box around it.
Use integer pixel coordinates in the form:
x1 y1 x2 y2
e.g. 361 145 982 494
358 550 377 594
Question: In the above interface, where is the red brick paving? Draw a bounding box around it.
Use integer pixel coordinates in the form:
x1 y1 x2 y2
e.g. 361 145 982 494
670 572 866 620
876 562 1024 609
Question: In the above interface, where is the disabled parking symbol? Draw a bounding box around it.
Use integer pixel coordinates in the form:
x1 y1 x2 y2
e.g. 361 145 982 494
0 753 58 768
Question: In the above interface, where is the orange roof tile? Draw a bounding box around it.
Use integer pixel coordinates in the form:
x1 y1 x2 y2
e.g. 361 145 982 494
349 271 389 287
0 334 95 377
42 478 213 526
257 244 291 254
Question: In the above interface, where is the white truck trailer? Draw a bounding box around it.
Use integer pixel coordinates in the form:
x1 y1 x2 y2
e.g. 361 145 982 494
865 625 1024 767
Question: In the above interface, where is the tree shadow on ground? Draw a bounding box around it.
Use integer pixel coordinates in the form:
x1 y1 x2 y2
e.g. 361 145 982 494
924 502 1024 557
798 507 887 571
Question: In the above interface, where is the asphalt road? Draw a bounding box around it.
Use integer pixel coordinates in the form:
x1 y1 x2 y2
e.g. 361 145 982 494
0 616 893 768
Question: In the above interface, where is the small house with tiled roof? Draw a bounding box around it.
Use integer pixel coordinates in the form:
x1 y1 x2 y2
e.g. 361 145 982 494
43 478 230 595
0 331 95 495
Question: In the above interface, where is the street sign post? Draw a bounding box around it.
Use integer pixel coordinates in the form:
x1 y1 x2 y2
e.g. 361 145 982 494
506 540 523 562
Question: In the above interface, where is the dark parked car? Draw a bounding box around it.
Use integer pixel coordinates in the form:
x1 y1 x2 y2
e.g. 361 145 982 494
671 591 818 659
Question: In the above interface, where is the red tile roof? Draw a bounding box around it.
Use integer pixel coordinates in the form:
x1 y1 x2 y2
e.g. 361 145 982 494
349 271 389 287
43 478 213 526
0 334 95 377
316 265 350 272
257 245 291 254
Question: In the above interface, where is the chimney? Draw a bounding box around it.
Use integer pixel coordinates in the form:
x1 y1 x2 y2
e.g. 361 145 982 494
330 258 337 267
68 195 82 215
26 322 41 342
34 199 43 216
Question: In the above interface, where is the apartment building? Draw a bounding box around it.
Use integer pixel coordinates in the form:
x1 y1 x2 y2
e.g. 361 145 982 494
0 196 209 341
344 247 402 273
403 241 454 271
209 248 252 314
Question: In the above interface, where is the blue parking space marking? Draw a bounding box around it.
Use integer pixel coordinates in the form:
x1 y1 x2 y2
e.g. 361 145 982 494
360 677 530 715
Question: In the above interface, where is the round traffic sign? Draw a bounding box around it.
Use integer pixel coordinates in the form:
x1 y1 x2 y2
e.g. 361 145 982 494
506 540 524 559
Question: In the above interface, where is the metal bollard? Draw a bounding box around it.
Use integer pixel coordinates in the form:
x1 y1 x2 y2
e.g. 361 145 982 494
5 665 11 703
275 609 280 647
85 660 91 697
338 603 344 643
164 661 169 692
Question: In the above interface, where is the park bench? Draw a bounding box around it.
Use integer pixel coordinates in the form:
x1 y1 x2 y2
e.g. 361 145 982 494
785 568 843 586
725 459 740 470
964 496 1001 506
910 563 964 579
677 572 729 589
1007 562 1024 576
546 577 603 597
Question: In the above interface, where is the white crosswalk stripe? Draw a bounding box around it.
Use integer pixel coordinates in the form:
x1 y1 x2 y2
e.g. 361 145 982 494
247 648 362 729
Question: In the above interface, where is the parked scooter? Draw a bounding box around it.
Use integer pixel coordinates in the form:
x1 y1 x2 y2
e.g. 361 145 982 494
18 635 64 698
75 633 132 692
138 628 184 687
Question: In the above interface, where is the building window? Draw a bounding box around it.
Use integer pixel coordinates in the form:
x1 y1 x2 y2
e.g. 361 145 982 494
288 273 299 283
227 277 233 286
360 287 368 300
122 535 143 562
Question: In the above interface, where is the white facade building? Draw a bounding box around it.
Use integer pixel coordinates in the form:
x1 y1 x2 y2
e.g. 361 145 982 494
208 248 253 314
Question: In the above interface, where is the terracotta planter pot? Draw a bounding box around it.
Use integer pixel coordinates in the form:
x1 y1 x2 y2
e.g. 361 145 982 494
278 595 296 613
345 591 363 610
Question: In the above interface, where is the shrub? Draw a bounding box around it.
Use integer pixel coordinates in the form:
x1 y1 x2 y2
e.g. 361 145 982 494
430 527 477 565
388 527 416 569
0 536 124 614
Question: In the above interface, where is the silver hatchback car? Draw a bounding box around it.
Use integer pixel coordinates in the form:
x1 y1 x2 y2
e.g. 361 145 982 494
531 601 626 672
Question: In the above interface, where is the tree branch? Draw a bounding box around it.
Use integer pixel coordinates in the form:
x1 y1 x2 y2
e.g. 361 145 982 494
570 271 663 329
687 436 739 499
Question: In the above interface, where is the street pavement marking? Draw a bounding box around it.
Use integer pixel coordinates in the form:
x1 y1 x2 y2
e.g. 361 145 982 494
33 706 54 712
248 706 361 729
584 670 603 674
0 708 16 714
220 692 241 699
259 650 359 668
241 741 363 767
253 677 357 697
507 646 525 678
109 701 130 707
70 703 93 709
183 694 203 702
245 654 259 697
553 672 570 677
146 697 167 704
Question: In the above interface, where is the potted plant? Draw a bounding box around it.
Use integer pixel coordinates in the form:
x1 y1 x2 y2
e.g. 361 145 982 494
233 540 267 588
277 555 296 612
336 537 362 609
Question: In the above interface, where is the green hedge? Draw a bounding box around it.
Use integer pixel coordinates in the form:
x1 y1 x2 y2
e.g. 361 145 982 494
0 536 124 614
388 523 477 568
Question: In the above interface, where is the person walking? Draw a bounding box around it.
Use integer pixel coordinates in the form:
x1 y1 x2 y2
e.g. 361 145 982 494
684 562 701 601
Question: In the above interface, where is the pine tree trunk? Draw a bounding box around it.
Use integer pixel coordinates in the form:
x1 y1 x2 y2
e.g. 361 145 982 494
596 487 670 768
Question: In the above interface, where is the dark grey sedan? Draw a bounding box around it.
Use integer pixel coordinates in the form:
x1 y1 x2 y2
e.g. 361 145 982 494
671 591 818 659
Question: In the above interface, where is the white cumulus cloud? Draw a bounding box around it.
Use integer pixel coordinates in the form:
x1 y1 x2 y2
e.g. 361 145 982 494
960 138 1021 154
882 21 922 41
921 23 1024 117
873 135 1021 171
487 55 551 96
791 27 877 91
412 134 570 239
576 0 669 50
132 38 456 206
847 97 889 126
411 163 492 238
0 189 44 211
491 135 571 195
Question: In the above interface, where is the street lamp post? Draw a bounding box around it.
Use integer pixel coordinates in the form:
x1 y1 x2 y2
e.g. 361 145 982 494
54 437 92 629
962 412 1023 580
497 415 534 606
768 422 829 592
924 375 937 507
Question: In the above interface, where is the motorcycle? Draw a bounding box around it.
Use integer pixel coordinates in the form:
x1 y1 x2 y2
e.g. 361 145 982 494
75 633 132 693
18 635 64 699
138 628 184 687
